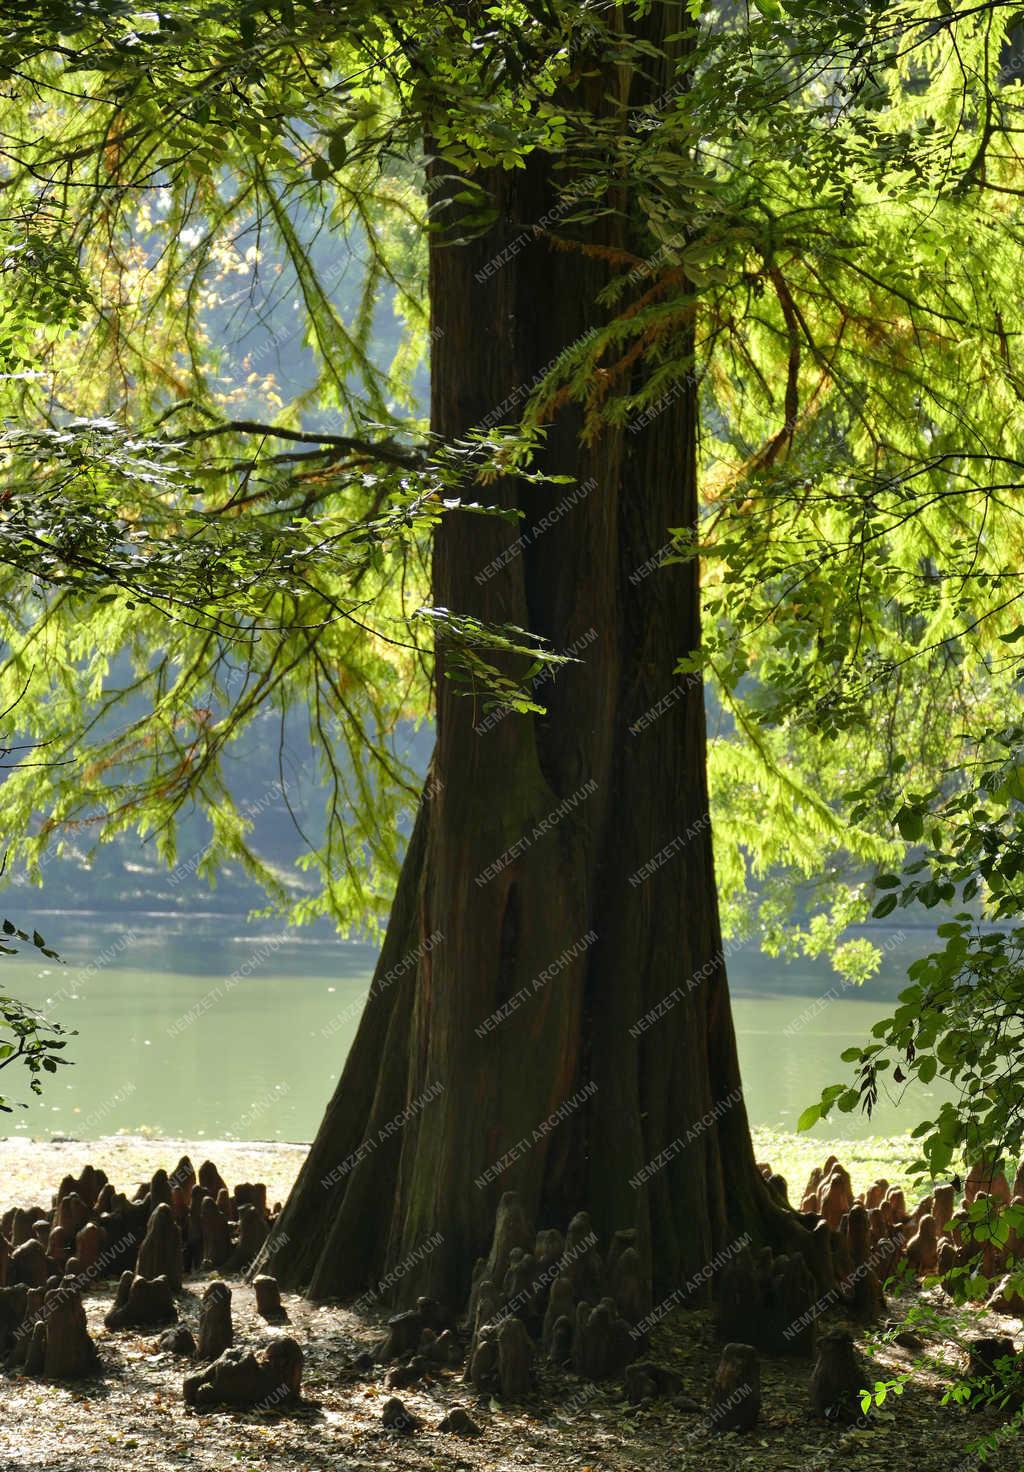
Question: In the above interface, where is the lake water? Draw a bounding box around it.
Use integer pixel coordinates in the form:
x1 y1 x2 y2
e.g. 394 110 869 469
0 913 950 1143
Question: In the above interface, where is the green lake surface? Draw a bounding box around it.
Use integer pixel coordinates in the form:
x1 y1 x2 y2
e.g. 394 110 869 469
0 913 951 1142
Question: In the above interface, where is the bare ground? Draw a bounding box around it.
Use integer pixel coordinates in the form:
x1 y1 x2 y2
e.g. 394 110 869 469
0 1137 1021 1472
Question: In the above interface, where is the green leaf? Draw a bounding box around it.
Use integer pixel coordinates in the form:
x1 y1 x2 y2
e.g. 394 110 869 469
896 807 925 842
327 130 348 169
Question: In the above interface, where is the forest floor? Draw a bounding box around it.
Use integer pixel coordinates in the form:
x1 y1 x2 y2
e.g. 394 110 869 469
0 1134 1021 1472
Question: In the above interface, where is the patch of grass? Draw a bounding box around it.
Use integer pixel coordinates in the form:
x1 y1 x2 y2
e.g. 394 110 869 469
752 1127 925 1204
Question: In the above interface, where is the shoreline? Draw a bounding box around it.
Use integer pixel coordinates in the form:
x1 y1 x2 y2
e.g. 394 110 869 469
0 1133 310 1212
0 1127 921 1216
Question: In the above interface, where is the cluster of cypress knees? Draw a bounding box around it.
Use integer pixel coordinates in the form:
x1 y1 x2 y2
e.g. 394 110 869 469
0 1155 300 1406
795 1152 1024 1315
0 1149 1019 1432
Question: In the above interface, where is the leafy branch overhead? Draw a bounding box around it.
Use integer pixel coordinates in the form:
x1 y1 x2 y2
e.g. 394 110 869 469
1 3 1024 1141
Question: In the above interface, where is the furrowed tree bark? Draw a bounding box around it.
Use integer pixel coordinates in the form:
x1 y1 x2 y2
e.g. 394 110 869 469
261 4 817 1308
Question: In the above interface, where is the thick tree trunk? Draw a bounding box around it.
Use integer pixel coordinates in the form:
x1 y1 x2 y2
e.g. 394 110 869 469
261 6 811 1309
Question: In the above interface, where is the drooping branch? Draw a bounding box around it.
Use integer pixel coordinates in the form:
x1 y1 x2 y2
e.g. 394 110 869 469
183 419 426 469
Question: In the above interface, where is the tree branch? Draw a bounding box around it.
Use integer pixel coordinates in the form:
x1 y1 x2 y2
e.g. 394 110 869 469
183 419 426 469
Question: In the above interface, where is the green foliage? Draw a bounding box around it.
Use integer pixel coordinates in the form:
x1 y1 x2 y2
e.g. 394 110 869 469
0 921 72 1111
859 1374 907 1416
0 2 624 934
0 212 90 372
810 728 1024 1192
3 5 1024 1160
943 1353 1024 1432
